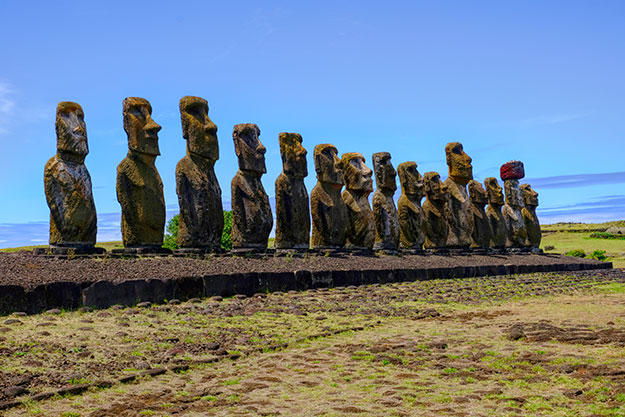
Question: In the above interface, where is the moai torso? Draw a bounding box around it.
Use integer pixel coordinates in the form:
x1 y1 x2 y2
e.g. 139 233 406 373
422 172 449 248
397 162 426 250
468 180 491 249
443 142 474 248
372 152 400 250
275 132 310 249
502 179 527 247
341 152 375 250
310 144 347 249
44 102 97 246
176 97 223 250
231 124 272 249
521 183 541 248
484 177 507 248
116 97 165 247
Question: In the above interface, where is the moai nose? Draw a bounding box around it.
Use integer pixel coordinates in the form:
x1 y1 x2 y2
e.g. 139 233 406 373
145 117 162 134
258 144 266 154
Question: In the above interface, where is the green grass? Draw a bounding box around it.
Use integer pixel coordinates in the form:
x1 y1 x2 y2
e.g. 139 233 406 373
542 220 625 232
541 231 625 267
0 241 125 253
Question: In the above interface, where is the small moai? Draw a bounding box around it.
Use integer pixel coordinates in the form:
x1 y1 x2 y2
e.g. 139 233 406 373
116 97 167 250
422 172 449 249
397 161 426 251
484 177 507 249
443 142 474 248
372 152 400 251
231 124 273 250
468 179 492 250
43 101 98 252
520 183 541 249
310 144 348 249
341 152 375 250
175 96 224 252
274 132 310 250
500 160 528 248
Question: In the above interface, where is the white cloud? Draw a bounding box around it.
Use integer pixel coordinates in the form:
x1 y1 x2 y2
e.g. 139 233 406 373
522 111 594 126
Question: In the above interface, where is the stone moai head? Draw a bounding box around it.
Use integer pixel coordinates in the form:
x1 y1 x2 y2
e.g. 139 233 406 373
504 179 524 208
445 142 473 185
56 101 88 162
398 161 424 200
180 96 218 162
468 180 488 206
520 183 539 208
279 132 307 178
484 177 504 206
123 97 161 156
233 123 266 174
341 152 373 192
372 152 397 192
314 144 343 185
424 172 446 202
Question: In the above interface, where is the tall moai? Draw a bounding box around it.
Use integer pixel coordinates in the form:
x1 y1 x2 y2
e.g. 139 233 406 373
422 172 449 249
443 142 474 248
484 177 507 249
341 152 375 250
520 183 541 249
468 179 492 249
44 102 97 250
310 144 347 249
116 97 166 249
372 152 400 251
231 124 273 249
274 132 310 250
175 96 223 252
500 160 527 248
397 161 426 250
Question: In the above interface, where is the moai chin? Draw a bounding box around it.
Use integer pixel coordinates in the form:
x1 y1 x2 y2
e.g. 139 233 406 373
231 123 273 249
500 161 528 247
520 183 541 248
443 142 474 248
422 172 449 248
275 132 310 249
468 180 492 249
44 101 97 248
397 161 426 250
484 177 507 248
116 97 166 248
341 152 375 250
175 96 224 251
310 144 347 249
372 152 400 251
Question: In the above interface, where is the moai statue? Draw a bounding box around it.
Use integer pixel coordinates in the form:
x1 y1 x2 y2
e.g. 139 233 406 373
275 132 310 250
231 123 273 249
484 177 507 249
44 102 98 251
310 144 347 249
116 97 166 249
443 142 474 248
397 161 426 250
500 161 528 248
341 152 375 250
422 172 449 249
372 152 400 251
175 96 223 252
468 180 492 250
520 183 541 249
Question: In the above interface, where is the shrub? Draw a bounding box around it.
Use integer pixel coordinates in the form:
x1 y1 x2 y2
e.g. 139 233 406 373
590 232 625 240
565 249 586 258
588 249 607 261
221 210 233 251
163 211 232 251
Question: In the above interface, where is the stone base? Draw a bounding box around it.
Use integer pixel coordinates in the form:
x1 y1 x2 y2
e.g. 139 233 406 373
111 247 172 257
33 246 106 257
174 247 223 257
230 248 275 257
507 247 532 255
470 247 490 255
426 248 450 256
399 248 425 255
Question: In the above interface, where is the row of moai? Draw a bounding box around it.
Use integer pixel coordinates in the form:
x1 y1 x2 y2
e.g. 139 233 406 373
43 97 541 255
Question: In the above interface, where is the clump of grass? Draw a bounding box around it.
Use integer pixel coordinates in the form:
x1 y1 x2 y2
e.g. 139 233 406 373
565 249 586 258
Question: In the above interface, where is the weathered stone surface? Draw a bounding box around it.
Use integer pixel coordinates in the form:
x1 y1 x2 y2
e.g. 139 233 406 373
341 152 375 250
275 132 310 249
117 97 165 247
521 183 541 248
397 161 425 250
502 178 528 247
44 102 97 248
310 144 347 248
175 96 223 250
231 123 272 249
372 152 400 250
422 172 449 248
484 177 507 248
443 142 474 248
468 180 492 248
500 160 525 181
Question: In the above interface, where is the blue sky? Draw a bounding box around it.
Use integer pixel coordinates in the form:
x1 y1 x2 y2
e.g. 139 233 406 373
1 1 624 247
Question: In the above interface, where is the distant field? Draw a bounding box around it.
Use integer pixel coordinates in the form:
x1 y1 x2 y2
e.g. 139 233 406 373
541 220 625 233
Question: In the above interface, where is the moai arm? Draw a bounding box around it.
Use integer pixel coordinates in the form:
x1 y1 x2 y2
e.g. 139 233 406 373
44 159 66 235
176 168 199 229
